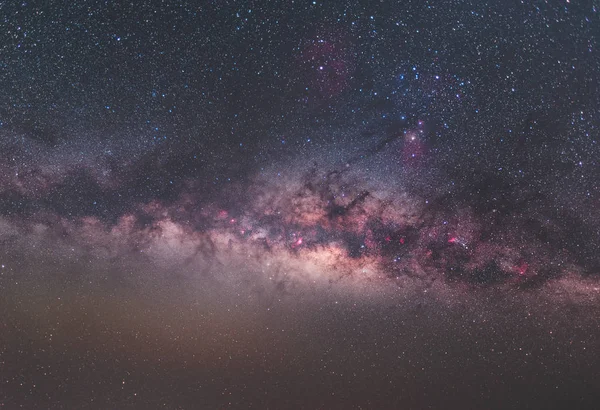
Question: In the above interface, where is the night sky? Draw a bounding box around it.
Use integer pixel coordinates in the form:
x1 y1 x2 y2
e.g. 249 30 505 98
1 1 600 409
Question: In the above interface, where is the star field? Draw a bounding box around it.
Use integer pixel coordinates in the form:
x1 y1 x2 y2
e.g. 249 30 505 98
1 1 600 409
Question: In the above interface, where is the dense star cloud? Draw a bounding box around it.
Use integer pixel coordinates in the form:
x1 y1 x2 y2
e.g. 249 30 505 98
1 124 597 290
1 1 600 409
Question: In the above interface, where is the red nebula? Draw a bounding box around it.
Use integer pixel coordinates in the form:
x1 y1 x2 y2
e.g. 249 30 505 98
514 260 529 276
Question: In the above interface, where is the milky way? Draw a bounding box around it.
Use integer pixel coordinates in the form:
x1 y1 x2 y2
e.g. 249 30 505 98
2 1 600 409
2 118 598 287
